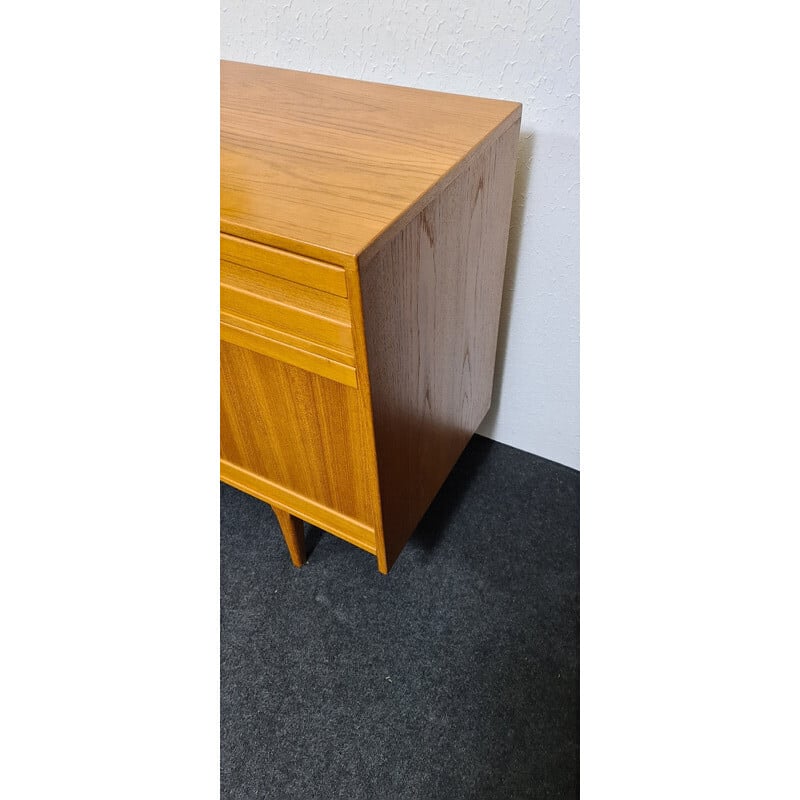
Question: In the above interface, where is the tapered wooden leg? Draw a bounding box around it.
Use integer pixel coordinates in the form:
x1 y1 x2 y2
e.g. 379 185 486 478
271 506 306 567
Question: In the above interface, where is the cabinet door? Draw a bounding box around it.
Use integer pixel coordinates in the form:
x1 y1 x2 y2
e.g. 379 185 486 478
220 341 377 554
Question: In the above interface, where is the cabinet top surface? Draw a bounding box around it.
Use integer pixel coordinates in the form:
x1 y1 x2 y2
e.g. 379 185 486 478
220 60 521 267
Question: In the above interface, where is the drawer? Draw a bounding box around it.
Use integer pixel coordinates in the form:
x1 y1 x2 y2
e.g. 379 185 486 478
220 259 357 387
220 233 348 297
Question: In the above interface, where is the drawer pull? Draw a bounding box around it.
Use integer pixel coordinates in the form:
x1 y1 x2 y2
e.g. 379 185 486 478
220 233 347 297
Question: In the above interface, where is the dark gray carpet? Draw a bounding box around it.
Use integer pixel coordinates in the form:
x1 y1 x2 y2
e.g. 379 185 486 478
221 434 579 799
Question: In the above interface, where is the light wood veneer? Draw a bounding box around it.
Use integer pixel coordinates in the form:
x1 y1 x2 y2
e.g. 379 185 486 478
220 60 521 573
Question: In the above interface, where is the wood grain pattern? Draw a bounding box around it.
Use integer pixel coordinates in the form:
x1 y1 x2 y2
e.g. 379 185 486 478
221 60 521 266
358 120 521 571
222 460 376 554
342 267 389 570
220 251 357 384
220 61 520 572
221 233 348 297
220 340 377 529
272 506 306 567
220 259 354 354
219 318 357 388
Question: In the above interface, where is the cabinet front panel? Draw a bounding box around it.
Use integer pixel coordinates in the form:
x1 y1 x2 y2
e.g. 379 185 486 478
220 340 377 550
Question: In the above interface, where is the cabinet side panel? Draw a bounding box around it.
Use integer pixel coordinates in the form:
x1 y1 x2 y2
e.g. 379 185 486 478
360 122 520 570
220 340 378 537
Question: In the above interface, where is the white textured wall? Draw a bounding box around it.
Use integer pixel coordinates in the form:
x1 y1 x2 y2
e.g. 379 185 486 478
221 0 579 469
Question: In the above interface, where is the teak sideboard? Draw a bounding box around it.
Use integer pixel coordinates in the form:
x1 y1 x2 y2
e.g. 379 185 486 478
220 60 521 573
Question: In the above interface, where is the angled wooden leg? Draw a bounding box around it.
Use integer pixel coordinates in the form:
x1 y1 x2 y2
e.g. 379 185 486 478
271 506 306 567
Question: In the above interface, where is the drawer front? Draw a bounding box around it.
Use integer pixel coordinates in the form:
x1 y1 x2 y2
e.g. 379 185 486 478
220 233 347 297
220 259 357 387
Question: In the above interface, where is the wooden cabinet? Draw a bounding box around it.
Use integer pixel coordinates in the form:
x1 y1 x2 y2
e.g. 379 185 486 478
220 60 521 573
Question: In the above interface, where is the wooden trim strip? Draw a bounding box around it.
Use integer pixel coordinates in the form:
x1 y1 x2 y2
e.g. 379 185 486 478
220 261 354 353
220 310 355 367
220 225 358 271
220 233 349 296
220 318 358 388
343 267 390 573
221 460 377 554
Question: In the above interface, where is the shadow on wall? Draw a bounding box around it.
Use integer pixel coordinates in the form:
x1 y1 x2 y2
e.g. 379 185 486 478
480 130 535 433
